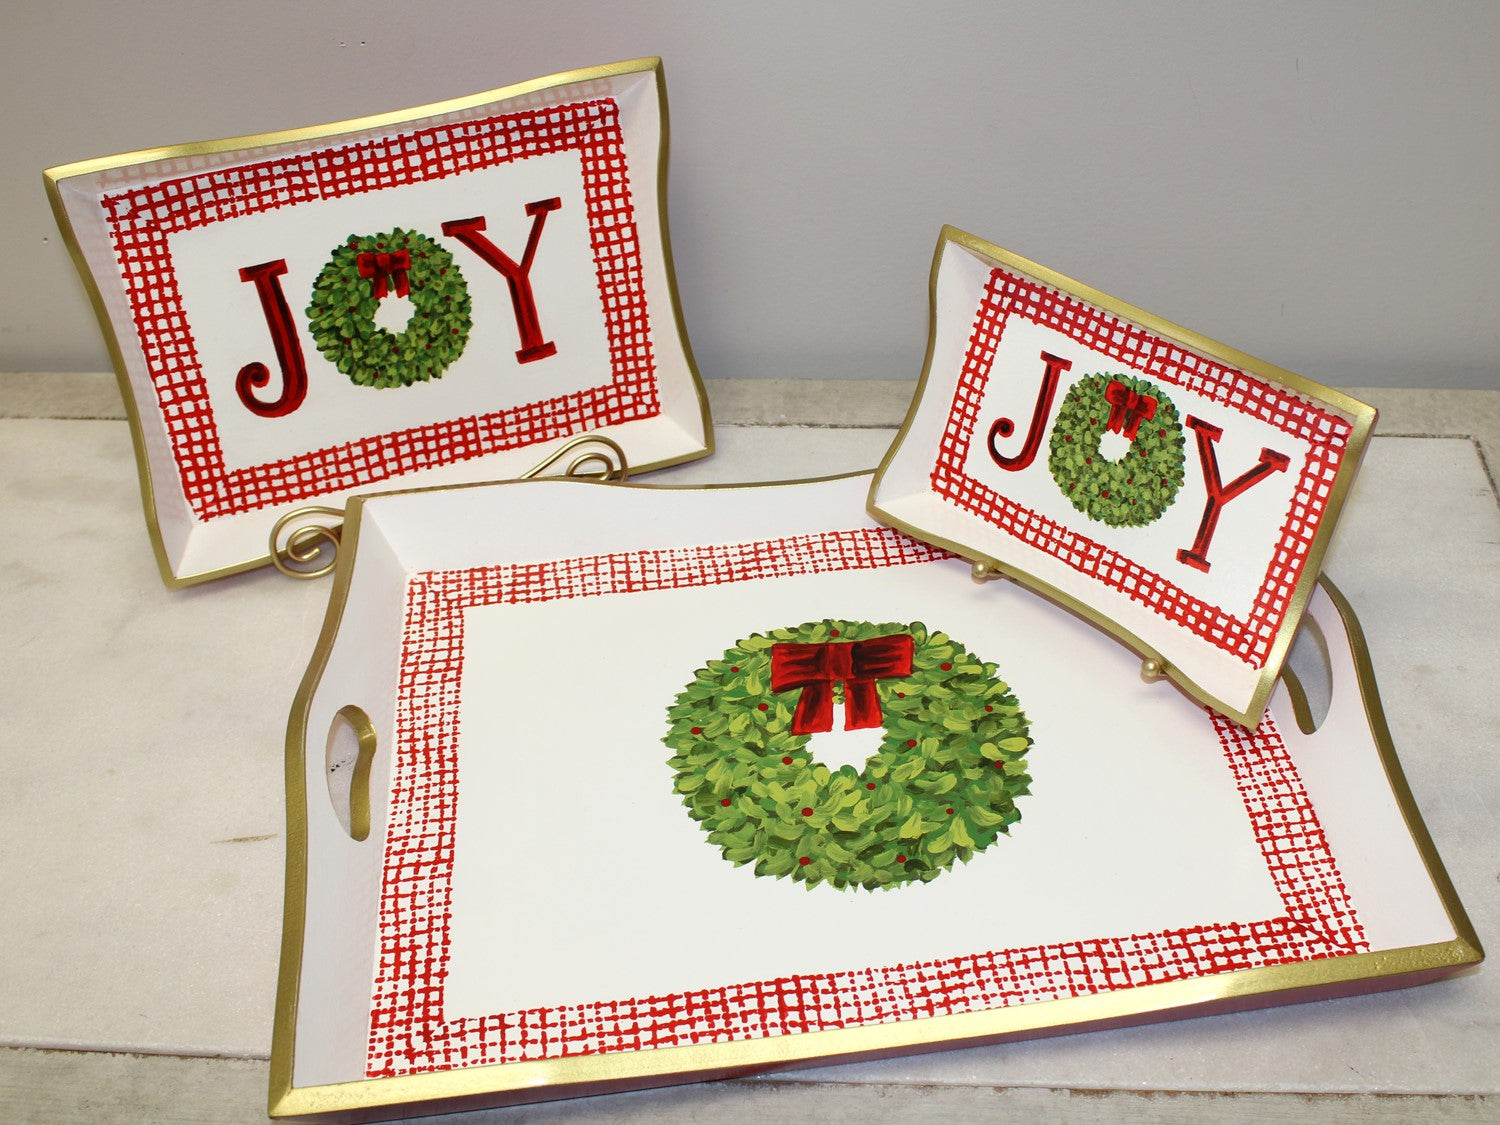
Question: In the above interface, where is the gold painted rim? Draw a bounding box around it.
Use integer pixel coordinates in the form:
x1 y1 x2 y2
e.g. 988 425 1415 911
867 226 1379 728
271 473 1477 1119
44 56 713 590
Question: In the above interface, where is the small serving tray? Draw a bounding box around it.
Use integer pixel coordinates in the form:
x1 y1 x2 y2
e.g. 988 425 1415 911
870 228 1376 727
272 474 1476 1119
46 58 710 586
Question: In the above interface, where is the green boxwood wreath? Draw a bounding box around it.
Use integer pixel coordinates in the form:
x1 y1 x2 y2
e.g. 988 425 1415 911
664 619 1033 892
1047 373 1187 528
306 228 473 388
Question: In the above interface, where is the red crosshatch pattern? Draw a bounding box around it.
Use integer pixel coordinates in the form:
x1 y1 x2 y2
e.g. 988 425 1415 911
930 267 1352 668
101 98 658 521
364 525 1366 1078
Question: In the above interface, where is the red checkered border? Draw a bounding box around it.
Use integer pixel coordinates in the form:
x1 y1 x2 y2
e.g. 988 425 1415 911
101 97 659 520
365 525 1365 1078
931 267 1352 667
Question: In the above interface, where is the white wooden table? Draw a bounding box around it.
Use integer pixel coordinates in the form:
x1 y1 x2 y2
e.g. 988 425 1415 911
1 374 1495 1123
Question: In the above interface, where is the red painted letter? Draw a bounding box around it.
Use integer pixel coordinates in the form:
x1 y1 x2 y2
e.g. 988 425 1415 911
442 197 563 364
986 351 1073 471
235 260 308 418
1177 416 1291 573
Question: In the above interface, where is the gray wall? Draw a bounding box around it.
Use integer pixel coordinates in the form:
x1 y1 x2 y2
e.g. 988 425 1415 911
9 1 1498 389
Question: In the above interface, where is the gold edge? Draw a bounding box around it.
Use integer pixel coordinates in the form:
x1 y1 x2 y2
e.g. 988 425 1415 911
269 498 372 1114
650 59 716 461
43 172 183 588
1316 576 1485 959
866 225 947 506
869 224 1382 727
272 940 1473 1116
43 58 663 183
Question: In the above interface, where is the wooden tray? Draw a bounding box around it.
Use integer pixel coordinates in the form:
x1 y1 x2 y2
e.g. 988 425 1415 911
271 473 1477 1118
870 228 1376 727
45 58 710 586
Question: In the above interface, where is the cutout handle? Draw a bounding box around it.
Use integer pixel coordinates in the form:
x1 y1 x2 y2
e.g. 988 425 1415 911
325 705 378 841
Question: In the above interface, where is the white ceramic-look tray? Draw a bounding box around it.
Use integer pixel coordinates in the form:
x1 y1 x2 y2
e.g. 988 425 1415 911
46 58 711 587
272 474 1477 1119
870 228 1376 728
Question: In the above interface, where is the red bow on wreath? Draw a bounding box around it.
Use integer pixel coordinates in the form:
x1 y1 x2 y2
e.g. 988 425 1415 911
1104 379 1158 440
770 634 914 734
356 249 412 300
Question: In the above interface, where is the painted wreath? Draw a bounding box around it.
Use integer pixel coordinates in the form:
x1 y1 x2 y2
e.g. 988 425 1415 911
664 619 1033 892
306 228 473 388
1047 373 1187 528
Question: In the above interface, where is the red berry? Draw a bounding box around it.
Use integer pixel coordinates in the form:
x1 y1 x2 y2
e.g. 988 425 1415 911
994 759 1005 769
940 662 953 671
757 703 769 712
801 807 812 817
985 705 994 712
829 629 840 637
690 727 703 735
782 756 793 765
730 666 739 672
799 856 812 866
1158 429 1166 438
896 854 907 863
1101 490 1110 498
866 782 876 790
721 798 732 807
946 808 955 815
1085 457 1093 465
906 739 917 747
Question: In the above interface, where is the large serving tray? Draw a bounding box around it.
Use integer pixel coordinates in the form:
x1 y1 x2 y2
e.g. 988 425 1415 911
272 473 1477 1118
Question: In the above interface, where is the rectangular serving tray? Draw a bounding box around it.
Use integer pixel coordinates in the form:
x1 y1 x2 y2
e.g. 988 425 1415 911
870 228 1377 728
272 473 1477 1118
46 58 710 587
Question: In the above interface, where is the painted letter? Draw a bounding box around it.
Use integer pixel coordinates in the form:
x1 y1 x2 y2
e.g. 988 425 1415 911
986 351 1073 471
1177 416 1291 573
235 259 308 417
442 197 563 364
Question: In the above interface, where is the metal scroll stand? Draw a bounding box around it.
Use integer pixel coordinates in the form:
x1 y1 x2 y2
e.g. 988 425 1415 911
969 558 1169 686
267 434 631 580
